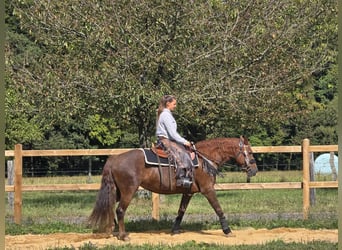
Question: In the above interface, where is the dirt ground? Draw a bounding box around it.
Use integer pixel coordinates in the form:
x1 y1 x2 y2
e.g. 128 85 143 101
5 228 338 249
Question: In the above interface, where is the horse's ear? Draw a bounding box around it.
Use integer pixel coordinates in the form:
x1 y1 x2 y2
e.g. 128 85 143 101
239 135 244 147
240 135 248 144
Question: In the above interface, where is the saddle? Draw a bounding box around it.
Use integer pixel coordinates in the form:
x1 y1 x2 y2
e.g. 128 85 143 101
151 144 196 161
140 147 198 167
141 146 198 189
151 145 168 158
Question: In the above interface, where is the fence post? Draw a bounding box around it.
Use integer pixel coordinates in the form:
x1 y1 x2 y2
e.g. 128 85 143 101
152 192 160 221
14 144 23 224
329 152 337 181
302 138 310 219
7 160 14 210
309 152 316 206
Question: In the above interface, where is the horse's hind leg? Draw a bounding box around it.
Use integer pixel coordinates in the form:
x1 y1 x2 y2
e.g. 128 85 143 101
171 193 193 234
115 191 136 241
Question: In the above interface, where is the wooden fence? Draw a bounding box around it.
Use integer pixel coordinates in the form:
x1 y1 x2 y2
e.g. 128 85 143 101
5 139 338 224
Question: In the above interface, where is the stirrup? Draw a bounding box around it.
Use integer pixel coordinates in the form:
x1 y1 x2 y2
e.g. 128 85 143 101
176 178 192 188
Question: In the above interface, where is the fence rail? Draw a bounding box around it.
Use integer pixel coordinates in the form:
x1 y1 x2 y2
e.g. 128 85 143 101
5 139 338 224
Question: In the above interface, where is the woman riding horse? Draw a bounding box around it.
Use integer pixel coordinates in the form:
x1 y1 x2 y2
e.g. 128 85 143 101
156 95 194 187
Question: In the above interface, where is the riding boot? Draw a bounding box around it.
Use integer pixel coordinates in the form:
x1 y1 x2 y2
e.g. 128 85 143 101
176 167 185 179
185 167 193 179
176 168 192 188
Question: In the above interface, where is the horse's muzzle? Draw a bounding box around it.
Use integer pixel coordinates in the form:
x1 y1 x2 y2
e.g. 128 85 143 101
246 164 258 177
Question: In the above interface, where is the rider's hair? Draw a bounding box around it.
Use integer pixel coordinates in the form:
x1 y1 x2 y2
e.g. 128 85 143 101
157 95 176 118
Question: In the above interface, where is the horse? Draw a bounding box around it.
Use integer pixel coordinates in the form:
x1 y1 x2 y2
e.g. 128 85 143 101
88 135 258 241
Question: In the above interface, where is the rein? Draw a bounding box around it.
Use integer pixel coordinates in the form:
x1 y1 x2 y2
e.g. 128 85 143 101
193 142 241 167
194 149 221 166
191 146 220 177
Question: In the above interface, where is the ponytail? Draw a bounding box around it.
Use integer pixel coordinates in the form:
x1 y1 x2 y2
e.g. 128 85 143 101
157 95 175 119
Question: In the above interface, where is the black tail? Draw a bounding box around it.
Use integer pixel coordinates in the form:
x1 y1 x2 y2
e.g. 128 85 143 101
88 158 117 233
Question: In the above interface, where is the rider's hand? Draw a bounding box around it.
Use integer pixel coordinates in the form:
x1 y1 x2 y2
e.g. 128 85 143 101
184 141 191 147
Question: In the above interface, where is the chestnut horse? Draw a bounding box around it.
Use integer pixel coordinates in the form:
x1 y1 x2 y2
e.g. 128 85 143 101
89 136 257 241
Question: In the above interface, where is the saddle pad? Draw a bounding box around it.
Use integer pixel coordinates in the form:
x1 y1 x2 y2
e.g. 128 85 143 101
140 149 198 167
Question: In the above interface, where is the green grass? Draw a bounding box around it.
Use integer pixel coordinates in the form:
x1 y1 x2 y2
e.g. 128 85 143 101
9 188 337 219
5 215 337 236
5 171 338 236
16 170 326 185
14 191 97 218
46 240 338 250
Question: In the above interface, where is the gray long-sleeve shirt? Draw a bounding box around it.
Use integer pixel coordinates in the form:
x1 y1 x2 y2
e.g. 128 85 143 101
156 109 187 145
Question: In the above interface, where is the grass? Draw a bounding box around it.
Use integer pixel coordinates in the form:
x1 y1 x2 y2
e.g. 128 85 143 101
6 171 338 215
5 214 338 235
17 170 305 184
5 171 338 234
17 169 333 184
5 171 338 220
46 240 338 250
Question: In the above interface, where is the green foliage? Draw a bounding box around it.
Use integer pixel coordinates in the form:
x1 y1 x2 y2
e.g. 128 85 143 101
5 29 47 148
314 64 338 104
5 0 338 165
85 114 122 146
288 95 337 145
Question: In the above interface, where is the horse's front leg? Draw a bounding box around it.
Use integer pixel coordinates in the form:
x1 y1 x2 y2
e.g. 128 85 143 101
203 189 232 235
171 193 193 234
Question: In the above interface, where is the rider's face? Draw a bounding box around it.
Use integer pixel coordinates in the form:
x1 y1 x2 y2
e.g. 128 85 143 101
166 99 177 111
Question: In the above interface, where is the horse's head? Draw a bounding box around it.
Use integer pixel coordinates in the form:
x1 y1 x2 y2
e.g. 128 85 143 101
235 135 258 177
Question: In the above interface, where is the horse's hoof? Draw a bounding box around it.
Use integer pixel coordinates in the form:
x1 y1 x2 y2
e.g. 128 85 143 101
122 236 131 241
171 229 183 235
117 234 130 241
225 232 235 237
105 233 112 238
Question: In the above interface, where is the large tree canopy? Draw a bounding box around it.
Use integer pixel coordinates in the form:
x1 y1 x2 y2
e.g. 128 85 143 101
6 0 337 149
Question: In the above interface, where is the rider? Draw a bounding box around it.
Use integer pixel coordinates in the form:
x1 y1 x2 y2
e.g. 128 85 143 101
156 95 193 187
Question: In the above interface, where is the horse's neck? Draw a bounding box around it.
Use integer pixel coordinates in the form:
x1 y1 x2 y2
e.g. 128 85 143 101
196 138 239 164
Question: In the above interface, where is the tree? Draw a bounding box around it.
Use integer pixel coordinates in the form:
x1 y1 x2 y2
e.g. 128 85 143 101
287 64 338 145
6 0 337 150
5 30 46 149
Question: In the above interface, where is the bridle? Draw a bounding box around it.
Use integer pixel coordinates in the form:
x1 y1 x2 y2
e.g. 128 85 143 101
236 139 256 171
